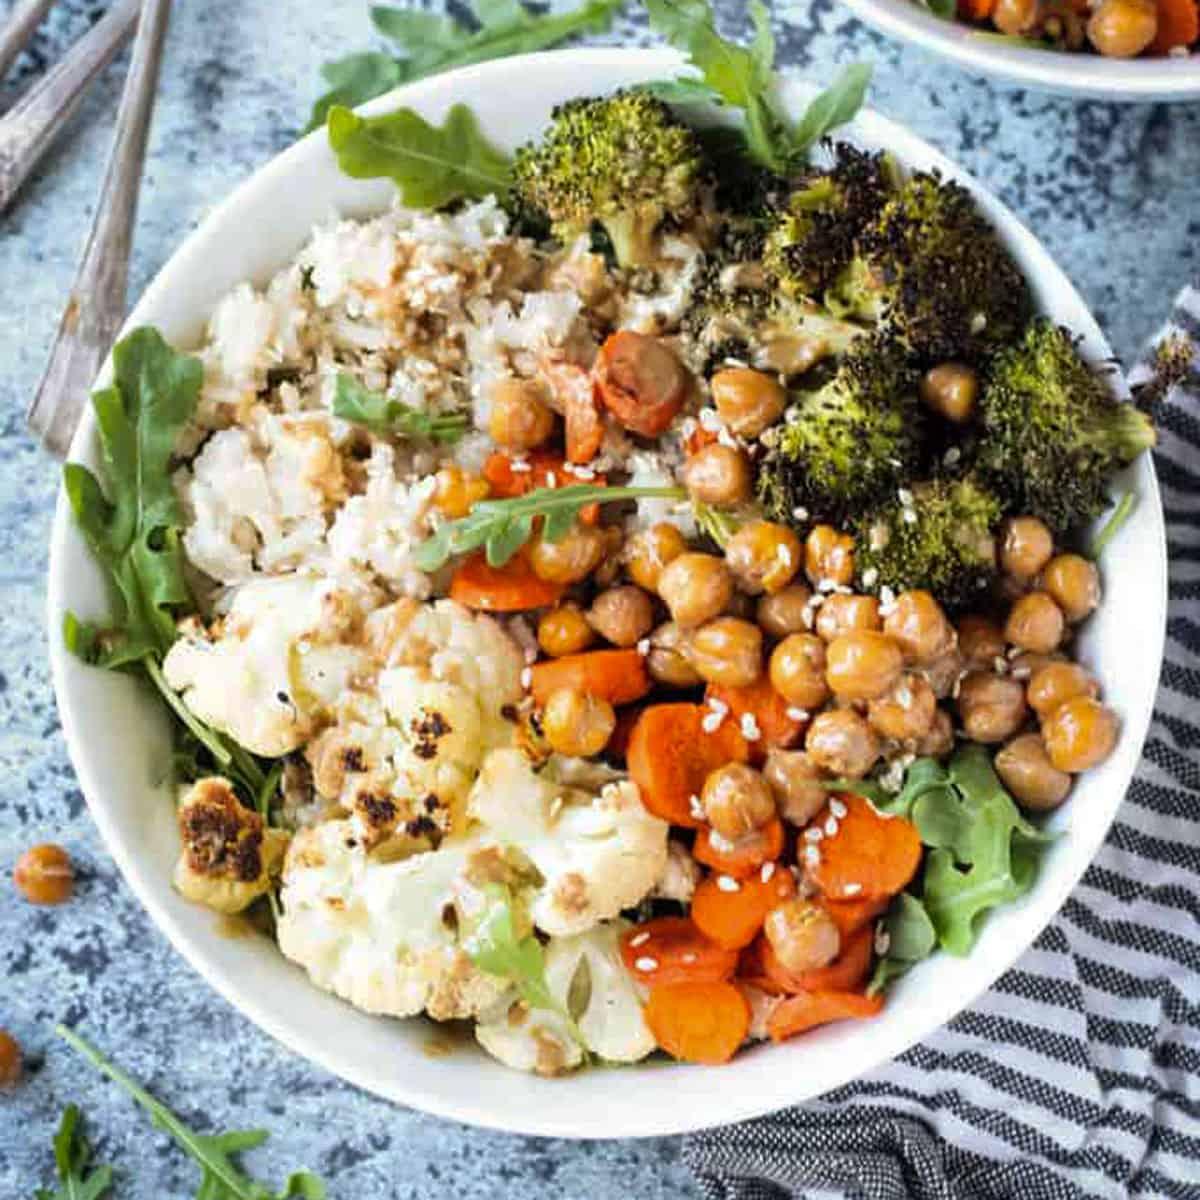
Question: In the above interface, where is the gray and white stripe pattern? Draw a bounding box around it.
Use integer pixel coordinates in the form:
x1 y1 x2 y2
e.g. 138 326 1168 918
684 288 1200 1200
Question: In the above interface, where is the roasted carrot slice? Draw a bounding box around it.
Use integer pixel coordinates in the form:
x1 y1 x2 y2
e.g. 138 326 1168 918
593 331 687 437
529 648 650 708
620 917 739 987
766 988 884 1042
541 359 605 465
693 817 785 879
807 793 922 903
449 552 563 612
645 981 751 1064
706 679 806 762
606 704 645 764
626 703 750 828
822 895 889 940
756 924 874 995
482 450 605 522
691 863 796 950
956 0 995 19
1150 0 1199 53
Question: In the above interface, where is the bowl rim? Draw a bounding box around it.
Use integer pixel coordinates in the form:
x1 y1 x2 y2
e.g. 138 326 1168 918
45 46 1168 1138
840 0 1200 101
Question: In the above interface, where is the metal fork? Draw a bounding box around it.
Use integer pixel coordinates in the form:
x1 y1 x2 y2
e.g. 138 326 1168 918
25 0 172 459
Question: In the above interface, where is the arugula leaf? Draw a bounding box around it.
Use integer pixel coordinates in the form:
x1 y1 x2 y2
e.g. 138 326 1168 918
305 0 625 133
332 373 467 443
64 327 200 668
875 756 953 817
867 892 936 995
414 483 686 571
327 102 513 209
35 1105 114 1200
918 0 957 18
463 884 586 1047
56 1027 326 1200
644 0 870 172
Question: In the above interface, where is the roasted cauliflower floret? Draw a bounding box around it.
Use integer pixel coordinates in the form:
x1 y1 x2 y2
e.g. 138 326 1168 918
173 777 288 914
275 820 509 1021
475 921 655 1074
468 749 669 937
162 574 374 757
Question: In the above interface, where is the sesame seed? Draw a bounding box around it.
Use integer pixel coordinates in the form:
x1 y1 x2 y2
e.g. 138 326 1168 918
689 794 705 820
571 463 595 480
993 656 1009 674
717 428 739 450
701 711 724 734
817 577 838 593
680 417 698 440
545 471 557 488
636 638 650 656
824 815 840 838
681 952 698 964
803 826 824 843
510 458 531 473
902 508 918 526
829 798 848 819
707 696 729 715
970 312 987 334
786 706 809 722
1007 645 1023 659
716 875 740 893
698 407 722 431
801 606 815 630
792 506 810 522
861 567 879 588
630 931 651 947
874 928 891 955
879 586 896 607
897 487 914 506
843 882 863 896
635 956 659 972
741 713 762 741
709 830 735 853
943 446 962 467
803 844 821 867
760 862 776 883
519 667 532 689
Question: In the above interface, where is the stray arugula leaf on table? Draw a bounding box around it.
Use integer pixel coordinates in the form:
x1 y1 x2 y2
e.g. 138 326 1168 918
643 0 871 172
56 1027 327 1200
305 0 626 132
34 1105 114 1200
413 483 686 572
327 102 513 209
332 372 467 443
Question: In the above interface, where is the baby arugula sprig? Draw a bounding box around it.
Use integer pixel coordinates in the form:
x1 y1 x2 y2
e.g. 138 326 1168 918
325 0 872 212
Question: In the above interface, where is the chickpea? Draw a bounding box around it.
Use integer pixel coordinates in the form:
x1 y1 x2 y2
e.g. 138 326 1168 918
702 762 776 840
537 606 593 658
1005 591 1065 655
995 733 1072 811
763 749 827 826
687 617 763 687
647 621 703 687
804 525 855 587
825 631 903 702
921 648 965 700
868 673 937 742
806 709 880 778
1088 0 1157 57
529 523 607 585
957 615 1006 670
624 523 686 593
884 590 956 665
0 1029 20 1088
815 593 882 642
658 553 734 628
919 363 978 424
488 377 556 450
13 843 73 905
725 520 802 595
1043 554 1101 623
916 708 955 757
541 688 615 758
769 634 830 710
710 367 787 437
1027 661 1100 720
1000 517 1054 582
763 898 841 974
956 672 1028 744
992 0 1041 34
432 465 489 518
587 585 655 648
591 525 626 589
682 443 752 506
1043 697 1119 773
756 585 813 639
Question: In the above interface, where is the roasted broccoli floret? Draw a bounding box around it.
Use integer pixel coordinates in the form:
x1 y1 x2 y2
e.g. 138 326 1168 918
855 476 1002 611
976 319 1157 534
511 91 706 268
757 338 922 523
763 143 894 301
826 170 1031 363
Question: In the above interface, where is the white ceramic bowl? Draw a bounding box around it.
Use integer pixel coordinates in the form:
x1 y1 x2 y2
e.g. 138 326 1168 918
47 48 1166 1138
840 0 1200 101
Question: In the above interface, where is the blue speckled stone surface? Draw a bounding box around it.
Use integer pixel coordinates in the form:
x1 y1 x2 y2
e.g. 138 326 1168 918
1 1 1196 1194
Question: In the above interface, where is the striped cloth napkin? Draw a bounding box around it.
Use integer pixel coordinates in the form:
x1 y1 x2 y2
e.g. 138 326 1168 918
683 288 1200 1200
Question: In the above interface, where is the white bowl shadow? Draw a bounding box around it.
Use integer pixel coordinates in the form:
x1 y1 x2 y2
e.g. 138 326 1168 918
46 47 1167 1138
